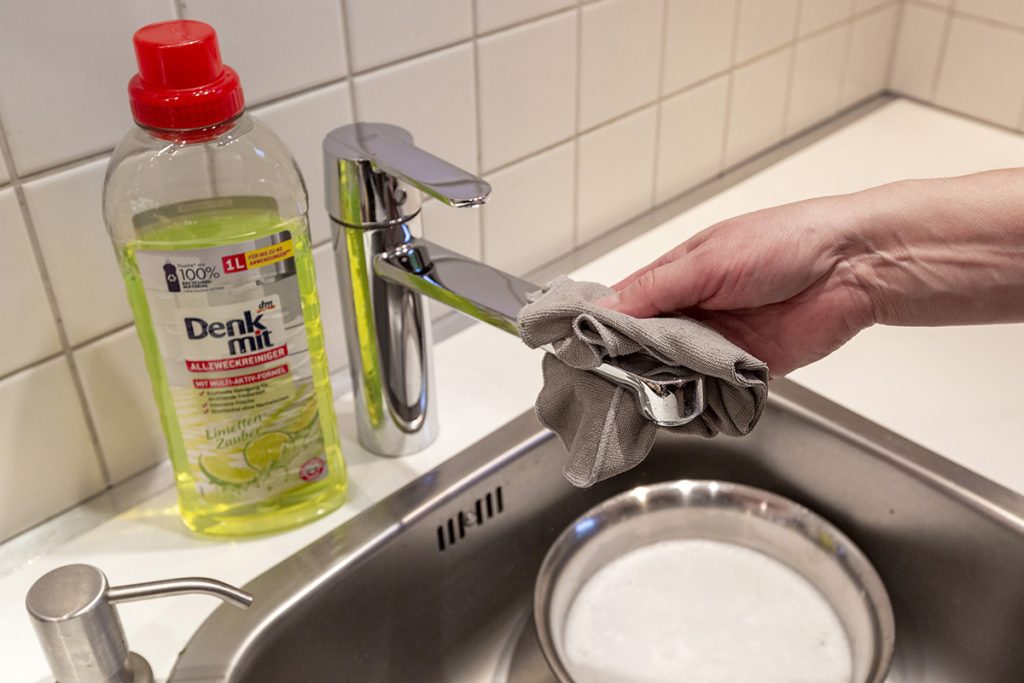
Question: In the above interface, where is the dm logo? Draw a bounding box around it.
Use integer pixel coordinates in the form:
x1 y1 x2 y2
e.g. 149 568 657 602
163 262 180 292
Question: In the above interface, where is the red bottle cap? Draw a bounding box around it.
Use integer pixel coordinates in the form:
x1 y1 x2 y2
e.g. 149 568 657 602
128 20 244 131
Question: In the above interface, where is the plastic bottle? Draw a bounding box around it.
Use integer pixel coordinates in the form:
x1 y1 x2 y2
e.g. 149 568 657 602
103 20 346 536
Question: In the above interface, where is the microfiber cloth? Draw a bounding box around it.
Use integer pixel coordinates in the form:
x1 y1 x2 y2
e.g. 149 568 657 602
517 277 770 487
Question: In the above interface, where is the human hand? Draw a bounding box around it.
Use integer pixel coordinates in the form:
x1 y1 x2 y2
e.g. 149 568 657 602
599 195 877 377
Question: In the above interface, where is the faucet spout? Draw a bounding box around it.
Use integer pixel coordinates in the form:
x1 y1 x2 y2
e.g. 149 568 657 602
375 238 706 430
375 238 528 336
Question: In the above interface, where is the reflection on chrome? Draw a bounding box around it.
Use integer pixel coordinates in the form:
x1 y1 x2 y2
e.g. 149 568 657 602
324 123 705 457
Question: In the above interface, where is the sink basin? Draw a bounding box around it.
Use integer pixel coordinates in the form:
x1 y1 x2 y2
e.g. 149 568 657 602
169 379 1024 682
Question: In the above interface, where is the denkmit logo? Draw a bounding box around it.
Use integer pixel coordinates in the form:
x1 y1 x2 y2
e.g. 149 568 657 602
184 310 274 356
163 262 180 292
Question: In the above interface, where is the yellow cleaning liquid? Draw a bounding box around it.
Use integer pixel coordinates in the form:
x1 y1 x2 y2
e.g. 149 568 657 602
106 21 347 536
117 205 346 536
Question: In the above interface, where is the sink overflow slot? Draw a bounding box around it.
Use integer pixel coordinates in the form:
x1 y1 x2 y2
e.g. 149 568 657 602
437 486 504 552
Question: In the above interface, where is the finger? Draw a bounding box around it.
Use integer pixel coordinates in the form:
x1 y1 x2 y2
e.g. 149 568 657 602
611 241 694 291
603 257 707 317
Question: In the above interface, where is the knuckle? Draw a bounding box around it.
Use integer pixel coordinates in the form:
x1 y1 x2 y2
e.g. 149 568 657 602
633 270 664 311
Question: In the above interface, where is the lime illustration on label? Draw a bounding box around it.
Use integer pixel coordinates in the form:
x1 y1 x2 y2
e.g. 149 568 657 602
137 230 329 502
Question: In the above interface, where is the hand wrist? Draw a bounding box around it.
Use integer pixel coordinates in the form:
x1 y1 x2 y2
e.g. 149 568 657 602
827 185 900 327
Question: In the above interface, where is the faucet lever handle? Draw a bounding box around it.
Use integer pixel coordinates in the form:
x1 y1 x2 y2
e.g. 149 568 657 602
366 129 491 208
324 123 490 226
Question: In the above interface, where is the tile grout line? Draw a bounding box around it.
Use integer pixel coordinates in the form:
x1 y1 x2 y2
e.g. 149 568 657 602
837 4 860 110
0 111 112 486
7 1 919 190
16 76 354 187
779 0 805 138
467 96 666 182
728 1 895 74
658 33 813 108
571 0 584 248
928 3 954 104
718 0 744 172
475 5 579 40
16 149 115 186
470 0 487 261
649 0 670 207
882 0 909 95
337 4 579 82
661 68 736 103
835 17 855 116
338 0 359 122
0 352 64 384
13 3 902 190
944 8 1024 34
891 91 1024 135
883 0 908 90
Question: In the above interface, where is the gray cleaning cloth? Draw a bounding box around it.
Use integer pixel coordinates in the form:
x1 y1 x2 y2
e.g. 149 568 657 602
517 277 769 487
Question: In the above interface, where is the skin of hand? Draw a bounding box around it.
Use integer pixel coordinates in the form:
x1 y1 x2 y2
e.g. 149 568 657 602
599 169 1024 378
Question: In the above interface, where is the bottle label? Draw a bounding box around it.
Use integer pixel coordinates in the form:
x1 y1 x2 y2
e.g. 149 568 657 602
136 225 328 500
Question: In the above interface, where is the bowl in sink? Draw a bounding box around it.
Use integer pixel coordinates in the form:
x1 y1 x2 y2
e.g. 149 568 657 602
534 479 894 683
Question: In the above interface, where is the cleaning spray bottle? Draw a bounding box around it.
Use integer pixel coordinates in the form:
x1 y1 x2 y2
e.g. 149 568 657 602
102 20 347 536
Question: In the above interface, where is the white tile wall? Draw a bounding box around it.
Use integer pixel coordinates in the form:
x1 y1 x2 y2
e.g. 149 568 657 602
956 0 1024 29
481 142 575 275
578 0 663 130
0 147 10 185
421 199 483 262
735 0 799 64
662 0 738 95
0 188 62 375
345 0 474 71
787 24 850 135
800 0 854 36
354 44 478 173
577 107 658 241
75 328 163 484
890 2 947 101
251 82 354 246
477 11 577 171
0 358 105 541
842 4 900 106
934 16 1024 128
475 0 575 33
888 1 1024 133
23 158 133 345
656 76 729 203
181 0 348 105
0 0 176 174
725 48 793 168
0 0 948 542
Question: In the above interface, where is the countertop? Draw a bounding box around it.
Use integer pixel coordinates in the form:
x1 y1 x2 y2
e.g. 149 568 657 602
5 98 1024 682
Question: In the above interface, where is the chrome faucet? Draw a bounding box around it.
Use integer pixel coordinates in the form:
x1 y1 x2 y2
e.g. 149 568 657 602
323 123 705 456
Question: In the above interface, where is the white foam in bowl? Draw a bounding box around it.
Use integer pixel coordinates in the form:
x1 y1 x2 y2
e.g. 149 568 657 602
563 539 852 683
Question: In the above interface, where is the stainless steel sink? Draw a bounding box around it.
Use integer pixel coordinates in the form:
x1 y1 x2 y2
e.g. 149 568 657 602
169 379 1024 682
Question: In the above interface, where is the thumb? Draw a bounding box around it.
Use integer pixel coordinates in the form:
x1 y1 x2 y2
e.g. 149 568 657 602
599 259 704 318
